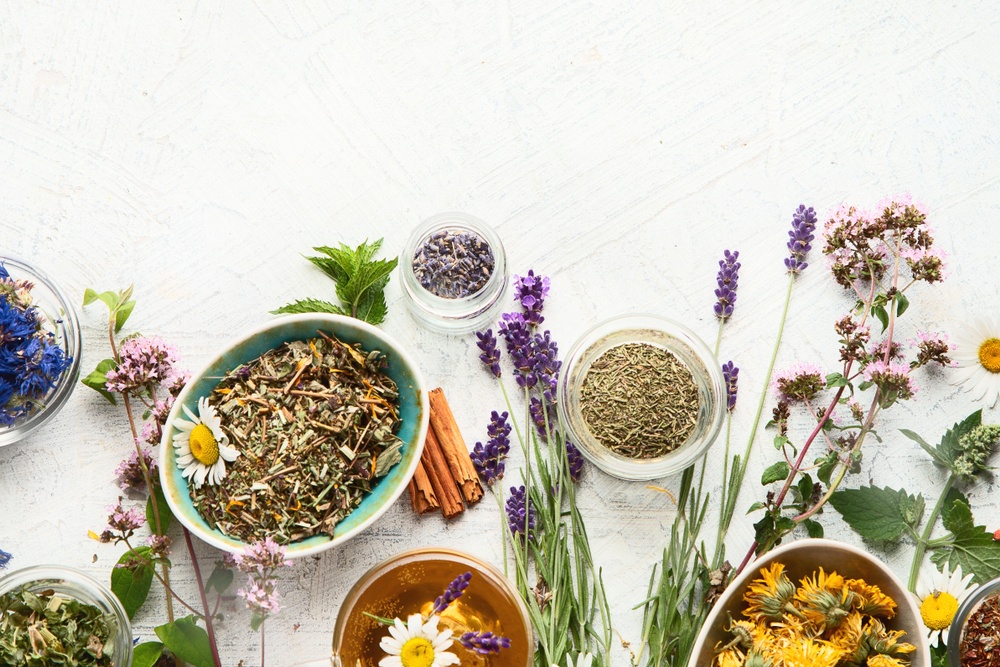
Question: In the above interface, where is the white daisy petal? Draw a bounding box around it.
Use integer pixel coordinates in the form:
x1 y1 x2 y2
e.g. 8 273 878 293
952 318 1000 405
379 656 403 667
171 400 239 488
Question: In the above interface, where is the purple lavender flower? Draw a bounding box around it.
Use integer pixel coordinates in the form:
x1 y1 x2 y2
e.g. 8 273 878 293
476 329 502 378
784 205 818 274
506 485 535 541
531 331 561 401
529 396 553 436
432 571 472 614
566 441 584 482
722 361 739 411
114 448 157 493
498 312 532 368
713 250 741 320
471 411 511 485
0 547 11 569
514 270 551 326
460 631 512 655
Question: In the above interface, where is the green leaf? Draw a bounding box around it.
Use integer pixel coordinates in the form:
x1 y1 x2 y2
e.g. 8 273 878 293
250 611 266 632
815 451 839 486
900 428 951 468
829 486 916 542
895 292 909 318
932 500 1000 584
133 642 165 667
746 501 765 514
873 304 889 332
899 492 925 529
942 486 971 526
206 565 235 595
804 519 825 538
81 358 118 405
115 299 136 333
146 487 173 535
111 547 155 619
271 299 348 316
761 461 790 485
154 616 216 667
343 258 397 312
307 252 351 286
354 286 389 325
83 288 118 311
796 473 815 505
773 434 789 451
904 411 983 472
826 372 849 388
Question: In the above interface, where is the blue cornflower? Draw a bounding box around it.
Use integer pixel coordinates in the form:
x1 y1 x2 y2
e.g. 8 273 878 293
506 485 535 541
459 631 512 655
566 441 584 482
785 205 818 274
0 546 11 569
471 411 511 486
476 329 502 378
432 571 472 614
0 263 7 280
513 270 551 326
714 250 741 320
722 361 739 411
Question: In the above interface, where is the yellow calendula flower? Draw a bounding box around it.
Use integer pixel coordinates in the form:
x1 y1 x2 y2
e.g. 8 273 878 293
775 637 842 667
867 655 910 667
845 578 897 619
743 563 799 623
864 617 917 659
715 648 744 667
795 568 854 632
825 609 864 654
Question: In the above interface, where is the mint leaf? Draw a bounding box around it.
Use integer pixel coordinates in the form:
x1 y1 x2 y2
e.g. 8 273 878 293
271 299 347 316
133 642 165 667
111 547 154 619
829 486 917 542
761 461 790 485
154 616 215 667
932 499 1000 584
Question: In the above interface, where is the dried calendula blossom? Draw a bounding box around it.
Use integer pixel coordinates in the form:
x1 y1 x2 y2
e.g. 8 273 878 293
715 565 915 667
0 587 118 666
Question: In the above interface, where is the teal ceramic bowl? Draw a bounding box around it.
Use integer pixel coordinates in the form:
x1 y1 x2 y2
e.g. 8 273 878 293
158 314 429 558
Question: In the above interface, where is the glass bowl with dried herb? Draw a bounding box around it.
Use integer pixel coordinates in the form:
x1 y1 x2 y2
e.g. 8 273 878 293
557 313 726 480
948 575 1000 666
158 313 429 558
399 212 510 334
0 564 133 666
0 256 81 448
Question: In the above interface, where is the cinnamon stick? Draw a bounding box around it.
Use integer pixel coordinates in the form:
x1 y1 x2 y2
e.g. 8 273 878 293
428 387 484 505
422 426 464 518
408 459 440 514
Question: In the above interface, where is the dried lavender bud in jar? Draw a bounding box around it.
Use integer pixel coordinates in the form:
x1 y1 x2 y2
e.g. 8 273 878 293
412 229 495 299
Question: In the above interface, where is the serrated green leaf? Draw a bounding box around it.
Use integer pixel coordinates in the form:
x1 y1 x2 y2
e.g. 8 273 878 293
81 358 118 404
307 253 351 286
942 487 970 526
873 304 889 332
900 428 950 468
829 486 914 542
114 299 136 333
154 616 215 667
940 410 983 466
111 547 154 619
146 486 173 535
343 258 397 309
899 491 925 528
796 474 814 505
804 519 825 538
933 500 1000 584
271 299 348 316
355 287 388 325
761 461 790 485
133 641 165 667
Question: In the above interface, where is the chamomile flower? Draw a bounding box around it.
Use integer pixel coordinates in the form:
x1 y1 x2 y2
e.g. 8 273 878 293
379 614 459 667
952 318 1000 406
914 564 976 646
172 397 239 488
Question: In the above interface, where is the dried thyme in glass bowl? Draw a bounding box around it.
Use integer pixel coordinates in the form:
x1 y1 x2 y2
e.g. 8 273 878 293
159 314 429 558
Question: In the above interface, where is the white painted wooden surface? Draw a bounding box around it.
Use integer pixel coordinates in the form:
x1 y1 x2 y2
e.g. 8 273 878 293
2 2 999 665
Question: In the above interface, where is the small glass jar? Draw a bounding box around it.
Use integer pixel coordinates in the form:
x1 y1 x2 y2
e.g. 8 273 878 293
0 256 82 448
399 212 509 334
948 575 1000 666
557 313 726 480
0 564 134 666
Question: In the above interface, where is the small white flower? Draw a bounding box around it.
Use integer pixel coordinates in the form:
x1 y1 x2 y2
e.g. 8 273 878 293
914 564 976 646
171 397 240 488
952 318 1000 406
379 614 459 667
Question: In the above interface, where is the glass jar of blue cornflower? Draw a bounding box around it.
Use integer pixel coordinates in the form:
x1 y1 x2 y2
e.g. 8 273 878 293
0 257 81 447
399 212 509 334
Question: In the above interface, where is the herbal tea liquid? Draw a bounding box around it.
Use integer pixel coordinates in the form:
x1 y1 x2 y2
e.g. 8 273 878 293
335 557 531 667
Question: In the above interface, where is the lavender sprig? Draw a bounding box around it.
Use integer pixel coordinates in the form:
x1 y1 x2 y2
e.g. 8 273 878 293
514 270 551 326
722 361 739 411
476 329 502 378
506 485 535 542
566 441 584 482
432 571 473 614
713 250 741 320
784 205 818 274
460 631 512 655
472 411 512 486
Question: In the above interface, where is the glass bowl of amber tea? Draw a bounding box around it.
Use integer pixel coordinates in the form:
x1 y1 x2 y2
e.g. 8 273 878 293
158 313 429 559
328 547 532 667
557 313 726 480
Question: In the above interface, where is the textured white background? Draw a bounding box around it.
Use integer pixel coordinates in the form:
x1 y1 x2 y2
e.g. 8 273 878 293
2 1 1000 665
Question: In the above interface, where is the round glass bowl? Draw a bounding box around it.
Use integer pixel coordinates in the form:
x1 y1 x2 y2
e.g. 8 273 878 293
0 256 82 448
948 575 1000 666
0 564 133 666
399 212 509 334
557 314 726 480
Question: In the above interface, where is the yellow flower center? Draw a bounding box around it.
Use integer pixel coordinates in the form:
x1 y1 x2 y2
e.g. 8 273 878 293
399 637 435 667
189 424 220 465
979 338 1000 373
920 591 959 630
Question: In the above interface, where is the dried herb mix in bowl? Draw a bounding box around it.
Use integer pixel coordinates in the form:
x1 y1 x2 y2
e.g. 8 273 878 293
189 331 403 544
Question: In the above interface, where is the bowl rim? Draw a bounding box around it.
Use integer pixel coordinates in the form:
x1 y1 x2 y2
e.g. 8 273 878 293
157 313 429 558
687 537 931 667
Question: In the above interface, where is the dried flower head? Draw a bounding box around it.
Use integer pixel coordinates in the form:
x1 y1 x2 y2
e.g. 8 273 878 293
0 547 11 570
862 360 918 404
105 500 145 535
723 361 739 411
476 329 502 378
459 631 512 655
772 363 825 403
910 331 954 368
105 336 181 395
114 448 158 493
432 571 472 614
471 411 510 486
566 441 584 482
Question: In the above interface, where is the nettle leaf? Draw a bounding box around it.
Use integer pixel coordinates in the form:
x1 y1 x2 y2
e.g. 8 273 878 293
133 642 165 667
154 616 215 667
761 461 791 485
271 299 347 316
829 486 918 542
111 547 155 619
932 500 1000 584
354 284 389 326
81 358 118 404
899 491 925 529
903 410 983 471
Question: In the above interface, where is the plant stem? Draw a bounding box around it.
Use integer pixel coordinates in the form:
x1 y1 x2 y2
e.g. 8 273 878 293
909 473 957 592
183 528 222 667
261 619 266 667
